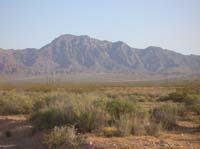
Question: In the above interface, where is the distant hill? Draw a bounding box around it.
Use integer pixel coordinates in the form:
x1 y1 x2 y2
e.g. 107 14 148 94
0 34 200 80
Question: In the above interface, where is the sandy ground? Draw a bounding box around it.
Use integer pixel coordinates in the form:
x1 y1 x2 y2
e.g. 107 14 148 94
0 115 200 149
0 115 45 149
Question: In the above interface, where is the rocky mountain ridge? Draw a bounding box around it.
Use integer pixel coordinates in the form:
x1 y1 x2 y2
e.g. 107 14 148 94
0 34 199 79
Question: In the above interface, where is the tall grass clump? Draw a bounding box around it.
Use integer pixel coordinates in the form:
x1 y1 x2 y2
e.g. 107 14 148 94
106 98 149 136
150 104 178 129
77 100 110 133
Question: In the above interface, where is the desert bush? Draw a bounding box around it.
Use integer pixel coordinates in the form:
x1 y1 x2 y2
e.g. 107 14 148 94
32 95 64 112
113 107 162 136
159 92 187 102
31 94 80 130
115 110 148 136
0 92 33 115
159 91 200 115
105 98 149 136
30 94 110 132
115 114 133 136
132 120 148 135
150 104 178 129
44 125 81 149
106 98 138 120
30 108 69 130
77 105 110 133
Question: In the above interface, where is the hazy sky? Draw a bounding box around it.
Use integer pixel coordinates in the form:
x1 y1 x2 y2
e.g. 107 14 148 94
0 0 200 55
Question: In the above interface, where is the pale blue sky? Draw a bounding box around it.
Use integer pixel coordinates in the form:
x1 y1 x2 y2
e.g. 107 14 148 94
0 0 200 55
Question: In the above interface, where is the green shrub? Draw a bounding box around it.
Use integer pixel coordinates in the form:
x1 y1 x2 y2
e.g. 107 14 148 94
106 98 138 120
159 92 187 102
30 109 69 130
30 94 79 130
44 126 80 149
151 104 178 129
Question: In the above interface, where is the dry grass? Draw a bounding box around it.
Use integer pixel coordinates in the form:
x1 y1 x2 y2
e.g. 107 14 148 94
0 82 200 148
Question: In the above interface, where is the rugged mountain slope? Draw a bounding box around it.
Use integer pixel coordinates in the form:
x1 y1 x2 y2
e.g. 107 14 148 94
0 34 200 79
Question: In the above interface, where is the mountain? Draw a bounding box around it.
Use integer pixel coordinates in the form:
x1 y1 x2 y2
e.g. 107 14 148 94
0 34 200 80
